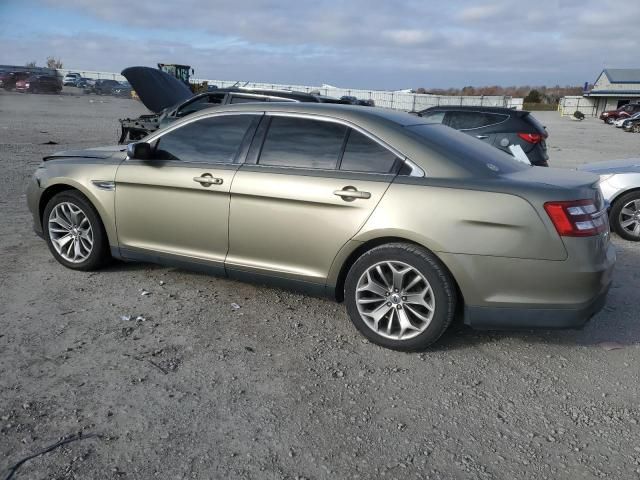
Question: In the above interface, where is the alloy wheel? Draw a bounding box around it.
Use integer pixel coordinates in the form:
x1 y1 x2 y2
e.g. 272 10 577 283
619 199 640 238
48 202 94 263
355 261 435 341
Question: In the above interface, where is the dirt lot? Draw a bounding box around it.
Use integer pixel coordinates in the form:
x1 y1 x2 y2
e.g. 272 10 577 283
1 91 639 480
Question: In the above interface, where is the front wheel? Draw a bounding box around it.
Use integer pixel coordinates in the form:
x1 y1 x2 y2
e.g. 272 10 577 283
344 243 457 351
610 192 640 241
606 117 615 124
43 190 111 270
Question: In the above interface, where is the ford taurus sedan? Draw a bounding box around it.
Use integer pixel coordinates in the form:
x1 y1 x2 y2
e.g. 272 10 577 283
27 103 615 351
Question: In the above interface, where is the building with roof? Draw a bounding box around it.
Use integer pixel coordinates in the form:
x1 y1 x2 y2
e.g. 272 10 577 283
584 68 640 115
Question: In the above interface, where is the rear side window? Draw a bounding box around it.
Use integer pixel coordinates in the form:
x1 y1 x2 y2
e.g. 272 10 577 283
155 115 256 163
420 111 445 124
340 130 399 173
447 111 508 130
258 117 347 169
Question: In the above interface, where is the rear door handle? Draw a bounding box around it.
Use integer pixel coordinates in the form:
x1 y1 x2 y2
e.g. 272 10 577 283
334 187 371 201
475 135 489 139
193 174 223 186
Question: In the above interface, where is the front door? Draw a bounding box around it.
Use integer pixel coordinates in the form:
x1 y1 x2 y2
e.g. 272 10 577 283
226 115 400 285
114 113 260 269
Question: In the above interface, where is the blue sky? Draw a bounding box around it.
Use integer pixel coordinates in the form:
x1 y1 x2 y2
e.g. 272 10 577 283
1 0 638 89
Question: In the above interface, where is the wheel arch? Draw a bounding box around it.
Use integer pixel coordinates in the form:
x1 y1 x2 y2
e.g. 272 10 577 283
39 181 116 246
610 186 640 206
331 236 463 308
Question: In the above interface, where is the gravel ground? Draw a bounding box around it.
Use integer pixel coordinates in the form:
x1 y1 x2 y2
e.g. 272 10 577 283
1 91 639 480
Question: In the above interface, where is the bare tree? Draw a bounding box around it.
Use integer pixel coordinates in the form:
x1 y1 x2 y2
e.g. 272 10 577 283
46 56 64 69
25 61 37 68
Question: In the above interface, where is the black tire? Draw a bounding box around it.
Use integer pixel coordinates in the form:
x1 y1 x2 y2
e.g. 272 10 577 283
606 117 614 125
344 243 457 351
43 190 111 270
610 191 640 242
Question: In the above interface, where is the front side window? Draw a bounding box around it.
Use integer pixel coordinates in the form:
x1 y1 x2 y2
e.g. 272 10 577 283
154 115 256 163
258 116 347 169
340 130 399 173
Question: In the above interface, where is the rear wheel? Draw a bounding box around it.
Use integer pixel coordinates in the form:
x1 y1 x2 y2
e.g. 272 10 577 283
43 190 111 270
344 243 456 351
610 192 640 241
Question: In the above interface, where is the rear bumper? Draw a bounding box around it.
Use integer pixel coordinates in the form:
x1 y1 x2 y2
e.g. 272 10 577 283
439 239 616 330
464 283 610 330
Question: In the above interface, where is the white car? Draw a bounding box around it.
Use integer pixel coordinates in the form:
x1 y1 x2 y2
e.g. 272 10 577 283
614 112 640 127
63 73 81 86
580 158 640 241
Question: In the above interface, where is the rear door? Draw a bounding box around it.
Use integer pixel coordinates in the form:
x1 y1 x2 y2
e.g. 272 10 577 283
226 114 401 285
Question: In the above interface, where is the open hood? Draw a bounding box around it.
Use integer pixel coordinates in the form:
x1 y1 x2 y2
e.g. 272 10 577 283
121 66 193 113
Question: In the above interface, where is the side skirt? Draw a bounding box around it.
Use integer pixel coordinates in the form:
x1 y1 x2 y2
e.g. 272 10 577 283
112 246 333 299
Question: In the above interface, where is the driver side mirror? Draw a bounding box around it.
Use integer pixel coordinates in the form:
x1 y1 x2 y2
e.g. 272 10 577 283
127 142 151 160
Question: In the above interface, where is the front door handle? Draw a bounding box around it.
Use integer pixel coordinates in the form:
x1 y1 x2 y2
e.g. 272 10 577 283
334 186 371 201
193 174 223 186
476 135 489 139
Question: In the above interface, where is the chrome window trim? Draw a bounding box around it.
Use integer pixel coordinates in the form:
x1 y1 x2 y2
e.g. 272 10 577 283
140 109 425 177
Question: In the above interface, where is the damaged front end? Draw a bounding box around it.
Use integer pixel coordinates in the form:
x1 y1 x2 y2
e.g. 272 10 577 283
118 66 194 144
118 113 162 143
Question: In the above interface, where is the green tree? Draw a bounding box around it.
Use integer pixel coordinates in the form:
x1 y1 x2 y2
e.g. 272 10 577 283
524 89 542 103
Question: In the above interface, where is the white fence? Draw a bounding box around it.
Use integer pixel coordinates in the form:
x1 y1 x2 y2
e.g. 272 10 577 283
559 96 597 117
56 67 523 112
196 77 522 111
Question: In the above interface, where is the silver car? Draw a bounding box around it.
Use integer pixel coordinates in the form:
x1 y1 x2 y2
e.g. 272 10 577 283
580 158 640 241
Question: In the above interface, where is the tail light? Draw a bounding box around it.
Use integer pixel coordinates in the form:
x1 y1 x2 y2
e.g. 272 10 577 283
544 200 608 237
517 132 546 144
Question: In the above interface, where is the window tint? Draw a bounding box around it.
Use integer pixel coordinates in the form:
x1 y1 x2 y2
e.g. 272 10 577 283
340 130 398 173
155 115 255 163
420 111 445 124
447 111 508 130
258 117 347 169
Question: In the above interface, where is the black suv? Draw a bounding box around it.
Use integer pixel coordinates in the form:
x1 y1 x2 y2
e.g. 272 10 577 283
417 106 549 166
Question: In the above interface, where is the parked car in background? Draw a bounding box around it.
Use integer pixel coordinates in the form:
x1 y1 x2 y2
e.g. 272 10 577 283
63 73 81 86
600 103 640 124
27 103 614 351
15 75 62 94
340 95 375 106
112 81 133 97
74 77 94 88
623 117 640 133
84 79 122 95
417 106 550 166
0 71 31 90
617 112 640 129
580 158 640 241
